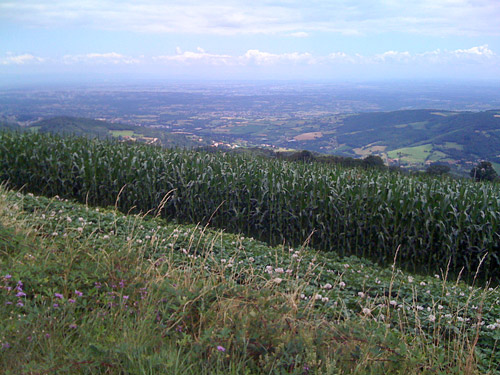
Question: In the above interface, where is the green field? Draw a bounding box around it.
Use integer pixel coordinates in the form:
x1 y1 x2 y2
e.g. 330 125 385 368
109 130 138 137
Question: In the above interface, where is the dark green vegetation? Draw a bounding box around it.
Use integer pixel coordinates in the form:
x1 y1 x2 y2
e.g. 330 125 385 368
470 161 499 182
1 131 499 285
0 116 210 149
1 188 499 374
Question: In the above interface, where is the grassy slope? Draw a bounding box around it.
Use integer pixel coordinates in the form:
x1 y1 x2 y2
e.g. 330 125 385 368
1 188 499 374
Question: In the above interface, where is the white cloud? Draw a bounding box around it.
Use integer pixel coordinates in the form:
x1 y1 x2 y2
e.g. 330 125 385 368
63 52 140 64
154 48 232 65
1 0 499 36
289 32 309 38
242 49 315 65
0 53 44 65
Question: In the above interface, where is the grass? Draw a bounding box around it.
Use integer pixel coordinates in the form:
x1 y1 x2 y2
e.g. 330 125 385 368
388 144 448 164
1 187 499 374
109 130 139 138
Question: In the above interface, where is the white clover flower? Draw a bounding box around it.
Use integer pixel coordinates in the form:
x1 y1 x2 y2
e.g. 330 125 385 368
362 308 371 315
322 283 333 290
390 300 398 306
275 268 284 274
438 305 444 310
339 281 346 288
487 324 497 330
248 257 254 262
429 314 436 322
66 217 72 223
315 294 323 300
321 297 329 302
343 264 350 269
358 292 365 298
420 281 426 286
416 306 424 311
103 235 110 240
408 276 414 283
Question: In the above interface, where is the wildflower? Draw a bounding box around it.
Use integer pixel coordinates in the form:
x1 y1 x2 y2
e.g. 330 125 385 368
321 297 329 302
315 294 323 300
438 304 444 310
75 290 83 297
274 267 284 274
16 291 26 297
362 308 371 315
69 324 78 329
322 283 333 290
123 295 129 300
54 293 63 299
358 292 365 298
2 342 10 349
429 314 436 322
420 281 426 286
102 235 110 240
4 274 12 279
339 281 346 288
68 299 76 303
216 345 226 352
390 300 398 306
273 278 283 284
407 276 414 283
16 301 24 307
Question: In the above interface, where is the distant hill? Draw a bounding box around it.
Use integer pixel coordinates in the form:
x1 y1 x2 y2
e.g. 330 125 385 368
328 109 500 173
0 116 210 149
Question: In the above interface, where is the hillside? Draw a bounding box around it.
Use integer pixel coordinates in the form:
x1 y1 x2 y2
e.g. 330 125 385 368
1 187 499 374
3 116 211 149
1 131 499 285
332 110 500 172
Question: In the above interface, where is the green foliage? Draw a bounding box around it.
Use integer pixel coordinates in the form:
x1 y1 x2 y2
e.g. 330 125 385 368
1 188 498 374
426 163 451 176
470 161 499 182
0 131 499 284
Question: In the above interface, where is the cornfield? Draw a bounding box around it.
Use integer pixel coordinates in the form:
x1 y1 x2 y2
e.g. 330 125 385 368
1 131 499 282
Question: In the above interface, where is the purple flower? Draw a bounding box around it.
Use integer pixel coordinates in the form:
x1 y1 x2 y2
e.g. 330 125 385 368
16 291 26 297
216 345 226 352
2 342 10 349
123 295 129 300
69 324 78 329
119 280 125 288
95 282 102 289
4 274 12 280
54 293 63 299
5 302 12 305
68 299 76 304
53 303 59 308
16 301 24 307
75 290 83 297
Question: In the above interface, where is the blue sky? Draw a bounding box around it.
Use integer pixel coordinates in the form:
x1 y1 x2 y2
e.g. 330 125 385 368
1 0 500 82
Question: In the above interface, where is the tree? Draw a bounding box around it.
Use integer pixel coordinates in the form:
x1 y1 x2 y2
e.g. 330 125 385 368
426 163 451 176
362 154 385 169
470 161 498 182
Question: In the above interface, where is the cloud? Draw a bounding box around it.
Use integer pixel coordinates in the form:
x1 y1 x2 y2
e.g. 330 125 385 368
0 53 44 65
154 48 232 65
289 32 309 38
1 0 499 36
63 52 140 64
242 50 315 65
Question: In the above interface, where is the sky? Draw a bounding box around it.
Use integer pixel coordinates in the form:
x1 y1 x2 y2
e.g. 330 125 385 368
1 0 500 83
